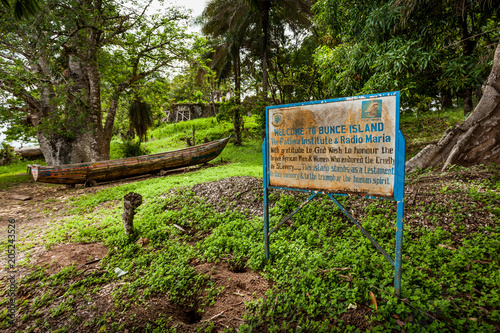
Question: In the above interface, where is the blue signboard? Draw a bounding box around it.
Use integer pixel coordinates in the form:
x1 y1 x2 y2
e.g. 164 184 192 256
263 91 406 296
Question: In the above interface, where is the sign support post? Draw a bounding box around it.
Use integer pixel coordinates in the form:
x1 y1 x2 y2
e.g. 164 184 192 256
263 91 405 296
263 137 270 261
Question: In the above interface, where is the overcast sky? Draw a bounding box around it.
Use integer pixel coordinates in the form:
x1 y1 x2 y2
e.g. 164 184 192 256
177 0 206 32
153 0 208 32
174 0 207 18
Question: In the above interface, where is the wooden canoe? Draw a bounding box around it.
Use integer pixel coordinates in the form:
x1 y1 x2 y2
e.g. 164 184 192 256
28 137 230 185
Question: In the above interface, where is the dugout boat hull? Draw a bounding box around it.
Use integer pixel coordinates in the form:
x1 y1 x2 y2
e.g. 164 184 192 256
28 137 230 185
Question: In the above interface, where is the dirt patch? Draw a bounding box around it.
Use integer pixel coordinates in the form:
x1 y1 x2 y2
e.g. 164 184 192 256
402 169 499 238
34 242 108 275
116 260 270 332
191 176 264 215
337 306 373 330
192 260 270 330
0 182 71 223
3 259 269 333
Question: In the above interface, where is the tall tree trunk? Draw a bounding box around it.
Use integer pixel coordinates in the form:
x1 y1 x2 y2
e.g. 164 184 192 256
459 11 477 118
260 0 271 103
406 44 500 173
440 93 453 109
233 50 242 146
36 131 103 166
32 56 111 166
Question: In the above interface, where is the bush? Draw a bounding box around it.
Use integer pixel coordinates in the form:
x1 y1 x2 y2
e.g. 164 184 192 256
117 139 149 158
249 97 269 135
0 143 19 165
216 98 236 123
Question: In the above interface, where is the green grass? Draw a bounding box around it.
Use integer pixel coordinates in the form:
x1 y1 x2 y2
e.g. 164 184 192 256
1 109 464 187
110 115 260 159
22 170 499 332
400 108 464 159
2 112 499 332
0 159 44 188
64 165 258 217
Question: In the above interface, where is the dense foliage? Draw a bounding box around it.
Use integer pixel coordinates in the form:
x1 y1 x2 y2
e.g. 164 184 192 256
0 0 192 164
2 114 499 332
313 0 499 111
1 0 498 160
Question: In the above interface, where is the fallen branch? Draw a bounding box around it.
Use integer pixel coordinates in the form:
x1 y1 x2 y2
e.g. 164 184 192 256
173 224 186 233
202 311 225 322
84 258 101 265
15 146 43 158
318 267 351 274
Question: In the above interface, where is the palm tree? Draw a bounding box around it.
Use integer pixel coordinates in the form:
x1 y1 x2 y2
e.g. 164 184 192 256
201 0 314 141
201 0 254 145
1 0 39 19
201 0 254 103
202 0 315 103
128 94 153 142
245 0 314 101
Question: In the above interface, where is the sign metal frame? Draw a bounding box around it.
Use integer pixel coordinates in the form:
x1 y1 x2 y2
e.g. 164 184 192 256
263 91 405 296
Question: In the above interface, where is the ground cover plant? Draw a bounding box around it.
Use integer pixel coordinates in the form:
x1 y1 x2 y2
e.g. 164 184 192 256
400 108 464 159
0 112 499 332
0 159 44 189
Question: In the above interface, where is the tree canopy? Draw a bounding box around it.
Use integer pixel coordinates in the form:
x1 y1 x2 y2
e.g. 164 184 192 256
313 0 499 110
0 0 39 19
0 0 193 165
1 0 499 168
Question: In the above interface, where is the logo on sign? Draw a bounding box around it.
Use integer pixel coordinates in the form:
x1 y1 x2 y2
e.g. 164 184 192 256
271 112 284 127
361 100 382 119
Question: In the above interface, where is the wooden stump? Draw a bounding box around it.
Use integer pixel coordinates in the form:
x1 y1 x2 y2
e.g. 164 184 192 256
122 192 143 236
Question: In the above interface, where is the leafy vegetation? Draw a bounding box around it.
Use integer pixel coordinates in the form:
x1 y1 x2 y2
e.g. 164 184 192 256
1 0 498 168
0 142 18 165
0 0 194 165
1 114 499 332
115 139 150 159
400 108 464 159
313 0 498 113
0 158 43 189
1 0 499 329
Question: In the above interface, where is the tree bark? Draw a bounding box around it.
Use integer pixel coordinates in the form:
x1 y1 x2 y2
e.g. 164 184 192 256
26 42 111 166
406 44 500 173
440 94 453 110
1 1 191 166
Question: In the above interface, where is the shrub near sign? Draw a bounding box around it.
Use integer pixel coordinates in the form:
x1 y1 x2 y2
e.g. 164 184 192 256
267 93 403 198
263 91 406 296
